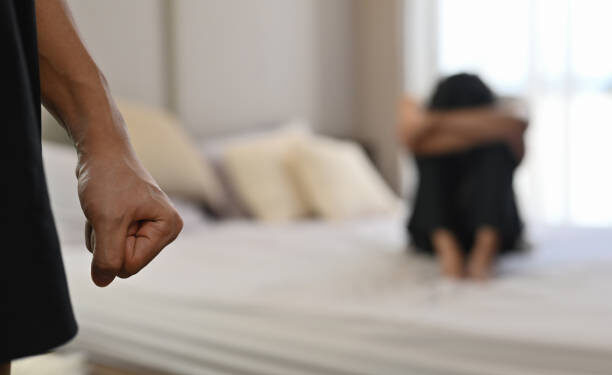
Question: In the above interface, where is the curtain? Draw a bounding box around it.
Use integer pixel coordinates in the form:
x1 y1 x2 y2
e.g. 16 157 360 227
425 0 612 226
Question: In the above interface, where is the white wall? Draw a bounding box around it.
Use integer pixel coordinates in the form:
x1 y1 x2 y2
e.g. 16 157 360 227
51 0 402 186
66 0 168 108
65 0 356 137
173 0 356 137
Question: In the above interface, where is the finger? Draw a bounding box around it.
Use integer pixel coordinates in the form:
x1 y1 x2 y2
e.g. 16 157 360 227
117 221 140 279
85 221 93 253
91 218 128 287
120 219 178 277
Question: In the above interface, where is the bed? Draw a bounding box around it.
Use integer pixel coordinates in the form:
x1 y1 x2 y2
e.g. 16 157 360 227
43 142 612 375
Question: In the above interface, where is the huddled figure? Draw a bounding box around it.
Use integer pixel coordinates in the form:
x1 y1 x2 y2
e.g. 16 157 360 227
400 73 526 280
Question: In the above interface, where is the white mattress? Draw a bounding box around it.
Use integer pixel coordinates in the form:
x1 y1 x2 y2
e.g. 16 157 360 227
59 212 612 375
44 142 612 374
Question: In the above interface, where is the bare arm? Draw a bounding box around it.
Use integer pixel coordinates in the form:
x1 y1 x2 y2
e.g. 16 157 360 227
36 0 183 287
399 99 527 161
432 108 527 144
37 0 128 153
419 109 527 157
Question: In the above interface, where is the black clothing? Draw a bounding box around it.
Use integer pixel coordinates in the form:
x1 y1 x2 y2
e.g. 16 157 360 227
408 143 523 254
1 0 77 361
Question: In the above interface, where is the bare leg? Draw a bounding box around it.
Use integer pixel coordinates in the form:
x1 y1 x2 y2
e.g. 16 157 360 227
468 226 500 281
432 229 465 279
0 362 10 375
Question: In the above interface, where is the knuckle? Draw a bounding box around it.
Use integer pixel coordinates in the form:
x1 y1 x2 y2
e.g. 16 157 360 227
161 208 183 238
168 231 179 244
164 215 182 243
173 212 184 235
121 261 142 277
117 270 133 279
93 257 122 274
92 209 126 227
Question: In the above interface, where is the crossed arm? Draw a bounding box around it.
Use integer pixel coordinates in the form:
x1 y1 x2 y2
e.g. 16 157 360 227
36 0 183 287
399 98 528 162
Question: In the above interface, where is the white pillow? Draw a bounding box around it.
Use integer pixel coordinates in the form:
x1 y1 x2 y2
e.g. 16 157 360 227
197 118 311 218
290 136 398 220
118 101 226 212
222 129 310 221
197 118 311 158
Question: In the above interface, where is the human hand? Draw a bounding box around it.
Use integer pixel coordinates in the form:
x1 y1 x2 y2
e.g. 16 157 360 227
399 97 430 148
77 148 183 287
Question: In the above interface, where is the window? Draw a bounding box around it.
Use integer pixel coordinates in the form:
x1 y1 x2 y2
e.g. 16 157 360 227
428 0 612 225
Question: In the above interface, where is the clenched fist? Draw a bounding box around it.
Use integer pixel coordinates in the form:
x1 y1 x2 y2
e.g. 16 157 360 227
36 0 183 289
77 149 183 287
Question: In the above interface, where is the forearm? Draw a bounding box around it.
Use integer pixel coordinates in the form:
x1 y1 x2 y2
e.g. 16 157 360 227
398 98 434 149
36 0 131 156
411 127 478 155
413 109 527 155
35 0 182 288
432 109 527 144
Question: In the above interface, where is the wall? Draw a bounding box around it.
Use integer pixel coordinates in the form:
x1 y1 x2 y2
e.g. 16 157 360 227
66 0 168 108
173 0 356 137
46 0 402 188
63 0 355 137
354 0 404 190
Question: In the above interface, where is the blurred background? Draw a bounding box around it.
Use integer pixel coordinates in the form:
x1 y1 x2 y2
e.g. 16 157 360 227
23 0 612 374
406 0 612 226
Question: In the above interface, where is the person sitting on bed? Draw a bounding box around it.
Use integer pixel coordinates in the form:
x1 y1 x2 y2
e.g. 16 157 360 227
399 73 526 280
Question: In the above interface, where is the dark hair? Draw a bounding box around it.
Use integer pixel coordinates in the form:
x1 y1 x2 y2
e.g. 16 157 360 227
428 73 496 110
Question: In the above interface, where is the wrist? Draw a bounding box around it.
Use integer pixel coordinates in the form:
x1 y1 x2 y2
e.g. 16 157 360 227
74 123 135 176
63 94 134 162
73 116 131 154
43 68 131 153
75 139 140 182
75 139 154 188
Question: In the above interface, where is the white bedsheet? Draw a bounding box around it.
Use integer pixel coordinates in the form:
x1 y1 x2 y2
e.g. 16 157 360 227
42 139 612 374
59 211 612 375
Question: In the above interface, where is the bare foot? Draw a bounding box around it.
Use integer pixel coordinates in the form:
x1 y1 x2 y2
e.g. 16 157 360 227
432 229 465 279
468 226 500 281
467 252 495 280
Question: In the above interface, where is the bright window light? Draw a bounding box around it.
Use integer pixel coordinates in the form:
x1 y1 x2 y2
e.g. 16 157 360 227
437 0 612 226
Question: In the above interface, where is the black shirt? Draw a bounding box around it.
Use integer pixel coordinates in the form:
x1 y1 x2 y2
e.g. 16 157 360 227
1 0 77 361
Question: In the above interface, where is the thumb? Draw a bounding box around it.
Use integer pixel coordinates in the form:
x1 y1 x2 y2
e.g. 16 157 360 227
91 219 127 287
119 219 178 278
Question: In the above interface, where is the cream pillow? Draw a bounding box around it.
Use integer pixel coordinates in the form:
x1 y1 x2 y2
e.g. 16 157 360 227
118 101 226 212
290 136 398 220
223 129 310 221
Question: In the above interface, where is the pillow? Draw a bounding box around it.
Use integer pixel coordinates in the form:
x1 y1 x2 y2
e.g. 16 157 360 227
41 100 227 214
289 136 398 220
198 118 310 218
222 128 310 221
117 100 226 213
197 118 311 157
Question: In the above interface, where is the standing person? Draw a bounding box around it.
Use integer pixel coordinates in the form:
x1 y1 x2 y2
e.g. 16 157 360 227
1 0 183 372
400 73 526 280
